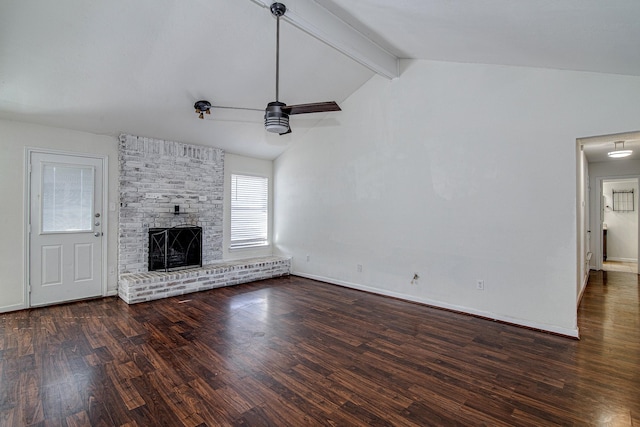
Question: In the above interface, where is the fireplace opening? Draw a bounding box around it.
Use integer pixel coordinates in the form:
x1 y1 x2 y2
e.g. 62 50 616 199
148 226 202 272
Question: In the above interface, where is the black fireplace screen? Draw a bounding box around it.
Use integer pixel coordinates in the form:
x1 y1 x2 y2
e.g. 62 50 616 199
148 226 202 272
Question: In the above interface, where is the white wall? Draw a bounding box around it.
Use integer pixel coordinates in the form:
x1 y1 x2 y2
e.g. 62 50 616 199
274 59 640 336
0 119 119 312
603 179 638 262
588 159 640 269
223 153 273 259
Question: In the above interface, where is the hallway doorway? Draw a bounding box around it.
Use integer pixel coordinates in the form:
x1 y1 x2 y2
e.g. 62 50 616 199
600 178 638 274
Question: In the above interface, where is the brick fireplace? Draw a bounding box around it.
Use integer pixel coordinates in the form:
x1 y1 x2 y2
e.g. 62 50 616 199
118 135 224 275
117 135 290 304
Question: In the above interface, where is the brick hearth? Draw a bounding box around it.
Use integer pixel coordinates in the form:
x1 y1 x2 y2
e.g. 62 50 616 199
119 256 291 304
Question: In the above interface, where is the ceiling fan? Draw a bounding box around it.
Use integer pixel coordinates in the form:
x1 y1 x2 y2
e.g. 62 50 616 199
193 2 341 135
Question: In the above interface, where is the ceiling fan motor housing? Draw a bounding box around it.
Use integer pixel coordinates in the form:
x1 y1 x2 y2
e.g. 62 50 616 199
265 101 289 133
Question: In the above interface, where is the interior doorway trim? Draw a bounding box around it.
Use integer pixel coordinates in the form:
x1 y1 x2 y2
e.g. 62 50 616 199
24 147 109 308
593 175 640 272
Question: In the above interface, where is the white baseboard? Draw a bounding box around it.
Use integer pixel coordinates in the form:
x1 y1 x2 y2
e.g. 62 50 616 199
0 302 27 314
578 269 590 304
605 257 637 263
293 271 580 339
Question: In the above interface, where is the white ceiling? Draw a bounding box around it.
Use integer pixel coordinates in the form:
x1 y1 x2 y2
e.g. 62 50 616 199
1 0 639 160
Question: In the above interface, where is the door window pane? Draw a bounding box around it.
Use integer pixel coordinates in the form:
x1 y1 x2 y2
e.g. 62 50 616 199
42 164 94 232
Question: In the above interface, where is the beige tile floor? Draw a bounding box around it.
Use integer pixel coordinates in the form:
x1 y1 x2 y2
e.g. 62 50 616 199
602 260 638 273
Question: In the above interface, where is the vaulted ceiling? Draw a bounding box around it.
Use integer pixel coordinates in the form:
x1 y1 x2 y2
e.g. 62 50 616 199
1 0 639 159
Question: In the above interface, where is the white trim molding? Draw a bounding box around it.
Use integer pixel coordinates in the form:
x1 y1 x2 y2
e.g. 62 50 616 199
605 257 638 263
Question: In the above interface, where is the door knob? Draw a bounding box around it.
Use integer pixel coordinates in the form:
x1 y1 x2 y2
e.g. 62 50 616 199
94 232 101 237
95 213 101 218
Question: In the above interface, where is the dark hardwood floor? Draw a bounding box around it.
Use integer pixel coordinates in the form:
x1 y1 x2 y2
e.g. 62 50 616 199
1 271 638 426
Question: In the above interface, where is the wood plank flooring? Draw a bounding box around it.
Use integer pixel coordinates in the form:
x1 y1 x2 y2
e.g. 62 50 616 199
1 271 639 426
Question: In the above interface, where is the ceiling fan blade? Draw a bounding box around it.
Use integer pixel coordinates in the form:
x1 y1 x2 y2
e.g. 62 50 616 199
283 101 341 115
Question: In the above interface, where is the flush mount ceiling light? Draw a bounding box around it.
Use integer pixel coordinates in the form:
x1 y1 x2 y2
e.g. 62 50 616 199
608 140 633 158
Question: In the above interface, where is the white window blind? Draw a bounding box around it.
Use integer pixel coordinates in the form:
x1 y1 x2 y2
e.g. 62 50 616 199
42 164 94 232
231 174 268 249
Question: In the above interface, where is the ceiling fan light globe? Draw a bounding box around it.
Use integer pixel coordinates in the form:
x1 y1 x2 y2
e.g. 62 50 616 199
264 101 290 133
265 120 289 134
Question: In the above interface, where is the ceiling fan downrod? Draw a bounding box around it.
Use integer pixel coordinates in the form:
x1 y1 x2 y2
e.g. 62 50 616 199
271 2 286 102
265 2 290 134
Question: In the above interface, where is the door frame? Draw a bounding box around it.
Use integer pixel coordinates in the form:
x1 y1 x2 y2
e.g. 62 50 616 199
24 147 109 307
593 175 640 271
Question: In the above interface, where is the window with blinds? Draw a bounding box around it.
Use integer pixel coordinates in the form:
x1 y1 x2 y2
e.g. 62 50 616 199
230 174 269 249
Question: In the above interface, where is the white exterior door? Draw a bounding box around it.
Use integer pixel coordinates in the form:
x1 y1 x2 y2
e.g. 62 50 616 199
29 152 104 306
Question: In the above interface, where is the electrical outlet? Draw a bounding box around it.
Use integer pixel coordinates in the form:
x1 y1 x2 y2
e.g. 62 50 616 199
306 255 310 262
357 264 362 272
476 280 485 290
